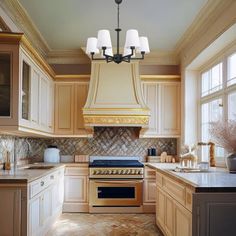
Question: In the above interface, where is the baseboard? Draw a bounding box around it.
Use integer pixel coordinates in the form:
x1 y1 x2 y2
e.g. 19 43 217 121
143 203 156 213
63 202 89 213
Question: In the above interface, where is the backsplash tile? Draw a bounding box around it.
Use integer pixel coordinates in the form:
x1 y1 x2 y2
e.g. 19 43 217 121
0 127 177 163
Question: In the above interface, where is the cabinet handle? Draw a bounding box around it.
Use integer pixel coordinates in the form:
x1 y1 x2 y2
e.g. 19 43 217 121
40 181 44 186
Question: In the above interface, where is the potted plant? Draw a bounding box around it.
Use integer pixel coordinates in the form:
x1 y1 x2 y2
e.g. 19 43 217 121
209 119 236 173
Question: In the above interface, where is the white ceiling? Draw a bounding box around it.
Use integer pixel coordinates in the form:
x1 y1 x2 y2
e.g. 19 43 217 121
18 0 208 52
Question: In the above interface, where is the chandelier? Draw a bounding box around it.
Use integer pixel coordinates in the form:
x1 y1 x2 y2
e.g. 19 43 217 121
85 0 150 64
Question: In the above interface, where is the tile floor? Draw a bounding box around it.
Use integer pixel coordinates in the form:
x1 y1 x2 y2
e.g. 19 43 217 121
46 213 163 236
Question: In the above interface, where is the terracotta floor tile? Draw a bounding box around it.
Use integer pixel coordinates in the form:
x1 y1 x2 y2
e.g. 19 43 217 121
46 213 163 236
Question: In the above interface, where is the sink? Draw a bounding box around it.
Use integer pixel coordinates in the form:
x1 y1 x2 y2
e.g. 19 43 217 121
25 165 55 170
172 167 210 173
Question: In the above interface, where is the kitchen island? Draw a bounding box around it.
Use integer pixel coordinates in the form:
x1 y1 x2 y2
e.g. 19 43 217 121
148 163 236 236
0 164 65 236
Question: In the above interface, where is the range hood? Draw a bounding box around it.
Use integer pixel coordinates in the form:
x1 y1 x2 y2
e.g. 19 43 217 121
83 61 150 132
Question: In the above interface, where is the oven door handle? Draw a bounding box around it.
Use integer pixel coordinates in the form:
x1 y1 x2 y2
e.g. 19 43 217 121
93 180 143 184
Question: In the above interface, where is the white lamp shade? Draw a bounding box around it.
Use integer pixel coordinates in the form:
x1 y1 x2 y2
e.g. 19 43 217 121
86 37 99 54
101 48 113 57
97 30 112 49
137 36 150 53
125 29 140 48
123 47 135 57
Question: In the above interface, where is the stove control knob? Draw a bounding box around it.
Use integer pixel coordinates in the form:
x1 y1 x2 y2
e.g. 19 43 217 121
126 169 130 174
131 169 135 174
107 170 112 174
118 170 122 174
93 170 97 175
112 170 117 174
96 170 101 175
135 170 139 174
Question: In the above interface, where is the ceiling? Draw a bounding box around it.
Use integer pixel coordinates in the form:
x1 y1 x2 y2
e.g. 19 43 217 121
18 0 208 53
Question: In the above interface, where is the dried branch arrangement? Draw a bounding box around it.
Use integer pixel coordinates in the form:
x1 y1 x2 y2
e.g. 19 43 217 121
209 120 236 154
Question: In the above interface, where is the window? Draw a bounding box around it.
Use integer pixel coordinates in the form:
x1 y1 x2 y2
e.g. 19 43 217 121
200 51 236 165
201 63 222 97
228 53 236 86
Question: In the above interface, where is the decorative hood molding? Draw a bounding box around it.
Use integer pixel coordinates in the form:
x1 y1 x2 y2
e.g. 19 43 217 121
83 61 150 131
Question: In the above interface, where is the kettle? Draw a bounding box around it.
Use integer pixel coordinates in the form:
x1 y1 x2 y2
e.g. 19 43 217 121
44 145 60 163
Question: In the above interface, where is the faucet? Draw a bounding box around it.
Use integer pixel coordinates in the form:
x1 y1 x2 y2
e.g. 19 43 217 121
197 142 216 167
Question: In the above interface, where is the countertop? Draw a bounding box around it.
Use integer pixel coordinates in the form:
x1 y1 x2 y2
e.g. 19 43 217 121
147 163 236 192
0 163 65 184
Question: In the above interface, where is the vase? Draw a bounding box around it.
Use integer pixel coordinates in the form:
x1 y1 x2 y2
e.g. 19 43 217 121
226 153 236 173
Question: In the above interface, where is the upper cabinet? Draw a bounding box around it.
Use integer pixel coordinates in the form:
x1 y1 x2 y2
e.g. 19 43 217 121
141 78 181 137
0 39 20 126
0 33 55 135
54 79 91 137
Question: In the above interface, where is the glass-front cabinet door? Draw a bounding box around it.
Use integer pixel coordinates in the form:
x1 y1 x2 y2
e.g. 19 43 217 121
21 61 30 120
0 53 11 117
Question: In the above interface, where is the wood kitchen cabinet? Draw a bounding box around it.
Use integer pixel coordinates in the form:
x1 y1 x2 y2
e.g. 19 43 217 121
141 79 181 137
143 166 156 213
0 167 64 236
156 171 192 236
28 167 64 236
0 33 54 135
0 36 20 126
63 164 89 212
20 49 54 133
54 81 91 136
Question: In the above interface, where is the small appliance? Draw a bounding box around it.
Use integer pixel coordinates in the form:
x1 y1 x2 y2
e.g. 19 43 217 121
44 145 60 163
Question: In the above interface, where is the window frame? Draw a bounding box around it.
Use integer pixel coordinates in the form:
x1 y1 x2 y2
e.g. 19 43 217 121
199 47 236 167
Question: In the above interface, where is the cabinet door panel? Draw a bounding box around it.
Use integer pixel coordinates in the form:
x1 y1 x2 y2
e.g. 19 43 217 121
165 194 174 236
0 189 21 236
31 68 40 125
42 188 52 224
39 76 48 129
174 201 192 236
64 176 87 202
156 187 165 229
144 179 156 202
29 196 41 236
142 82 159 136
55 83 74 134
160 83 180 135
74 83 89 134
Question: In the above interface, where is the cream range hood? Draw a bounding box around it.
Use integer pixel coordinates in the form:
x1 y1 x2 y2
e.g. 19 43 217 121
83 61 150 132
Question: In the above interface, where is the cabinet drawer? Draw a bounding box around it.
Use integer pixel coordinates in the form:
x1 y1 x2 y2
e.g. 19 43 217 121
29 175 51 199
162 176 185 206
156 172 163 188
65 167 88 176
29 178 45 199
144 166 156 179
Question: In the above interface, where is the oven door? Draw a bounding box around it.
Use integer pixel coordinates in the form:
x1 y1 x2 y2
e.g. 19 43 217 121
89 179 143 206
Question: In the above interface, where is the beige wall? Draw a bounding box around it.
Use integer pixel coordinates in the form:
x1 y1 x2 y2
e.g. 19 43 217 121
180 1 236 145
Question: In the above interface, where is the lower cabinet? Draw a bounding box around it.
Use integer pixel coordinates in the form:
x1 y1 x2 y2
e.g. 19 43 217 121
156 170 192 236
28 167 64 236
63 164 89 212
156 186 192 236
143 166 156 212
0 187 24 236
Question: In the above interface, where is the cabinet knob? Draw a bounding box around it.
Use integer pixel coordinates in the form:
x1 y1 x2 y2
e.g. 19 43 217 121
41 181 44 186
50 175 54 179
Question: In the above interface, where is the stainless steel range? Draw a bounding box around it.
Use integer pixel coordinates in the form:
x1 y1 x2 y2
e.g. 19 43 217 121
89 156 144 207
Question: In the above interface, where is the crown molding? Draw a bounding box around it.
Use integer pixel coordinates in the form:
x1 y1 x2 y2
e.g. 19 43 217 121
0 15 11 32
175 0 236 66
0 0 50 58
47 49 90 64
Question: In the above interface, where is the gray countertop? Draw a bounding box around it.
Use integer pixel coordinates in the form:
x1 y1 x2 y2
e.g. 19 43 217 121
0 163 65 184
147 163 236 192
